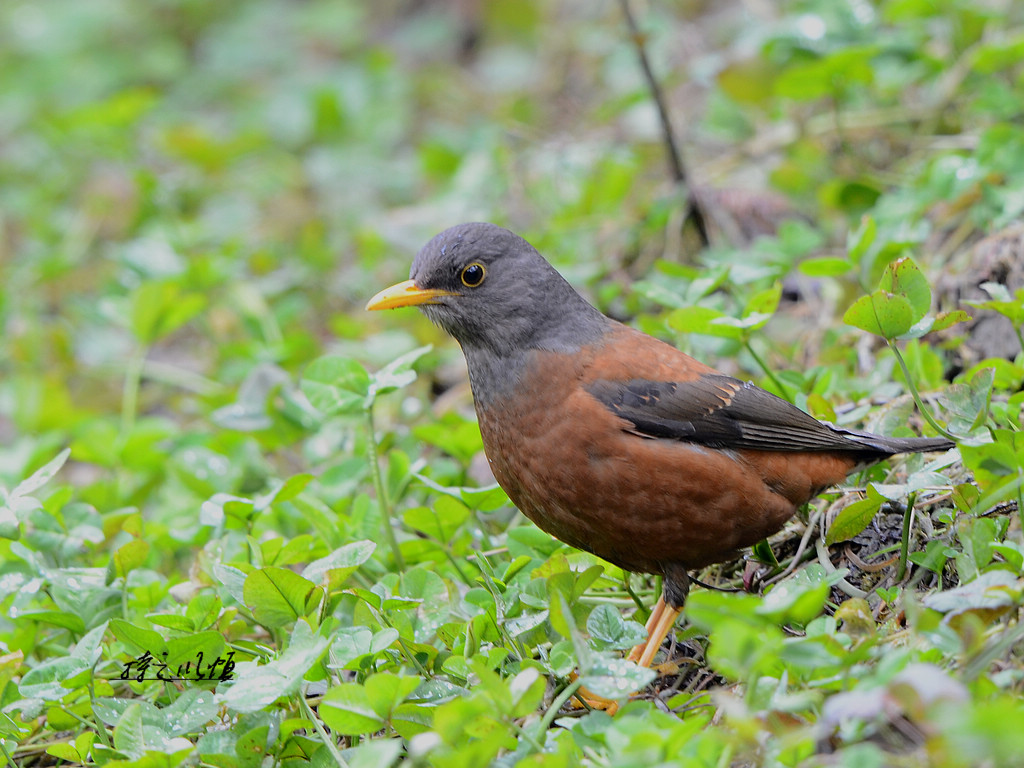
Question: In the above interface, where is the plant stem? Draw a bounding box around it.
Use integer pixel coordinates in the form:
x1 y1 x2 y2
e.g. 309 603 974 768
300 692 350 768
510 720 547 753
538 678 583 733
374 609 429 677
87 681 113 748
896 492 917 582
744 340 794 403
624 575 648 614
887 341 957 441
365 407 405 571
120 345 147 437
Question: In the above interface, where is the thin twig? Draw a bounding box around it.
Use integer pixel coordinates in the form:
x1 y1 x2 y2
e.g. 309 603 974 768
618 0 709 246
815 538 867 599
844 545 898 573
763 505 823 586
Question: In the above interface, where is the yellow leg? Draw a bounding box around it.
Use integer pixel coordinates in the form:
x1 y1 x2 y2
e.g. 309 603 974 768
602 596 683 715
635 598 683 668
571 599 673 712
569 672 618 710
626 596 669 664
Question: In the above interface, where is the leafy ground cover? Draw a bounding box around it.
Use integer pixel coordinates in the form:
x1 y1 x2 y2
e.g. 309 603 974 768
2 1 1023 766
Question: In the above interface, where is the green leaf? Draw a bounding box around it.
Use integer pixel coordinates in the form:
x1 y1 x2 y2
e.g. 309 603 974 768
971 33 1024 73
351 587 421 613
130 281 206 344
341 739 405 768
880 256 931 319
579 655 656 701
756 565 837 624
221 621 330 713
413 475 510 512
184 592 223 632
843 290 915 339
113 702 148 759
212 564 248 606
235 725 270 768
744 282 782 318
826 495 885 545
0 506 20 540
412 414 484 464
930 309 972 333
775 46 877 100
46 743 84 763
717 56 778 105
402 496 470 542
270 473 314 503
631 279 687 309
545 578 575 640
165 631 227 671
799 256 853 277
370 345 432 397
243 566 318 628
908 540 954 574
171 695 222 739
667 306 744 339
847 216 877 264
20 622 107 699
110 619 166 656
507 667 546 717
548 640 576 677
109 538 150 580
937 367 994 434
19 657 91 700
364 672 421 718
845 254 935 339
320 683 385 735
301 355 372 415
751 539 780 566
16 610 85 634
992 542 1024 572
959 429 1024 495
301 539 376 587
964 284 1024 325
12 448 71 497
586 605 647 651
923 570 1020 616
502 555 533 583
329 626 401 669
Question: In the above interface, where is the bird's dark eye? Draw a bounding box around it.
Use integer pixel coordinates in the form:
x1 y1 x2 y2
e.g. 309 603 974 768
460 262 486 288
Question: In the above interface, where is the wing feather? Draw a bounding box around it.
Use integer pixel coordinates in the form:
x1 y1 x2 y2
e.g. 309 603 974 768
585 374 947 455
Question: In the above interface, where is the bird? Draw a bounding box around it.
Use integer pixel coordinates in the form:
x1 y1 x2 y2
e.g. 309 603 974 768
366 222 954 701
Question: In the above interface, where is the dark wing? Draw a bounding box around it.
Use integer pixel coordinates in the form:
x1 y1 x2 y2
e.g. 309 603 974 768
585 374 952 455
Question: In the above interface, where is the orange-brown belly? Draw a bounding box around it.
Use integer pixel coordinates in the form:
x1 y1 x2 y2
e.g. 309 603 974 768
475 354 855 576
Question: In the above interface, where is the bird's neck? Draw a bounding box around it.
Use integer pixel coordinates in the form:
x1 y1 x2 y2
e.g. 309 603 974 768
462 299 609 409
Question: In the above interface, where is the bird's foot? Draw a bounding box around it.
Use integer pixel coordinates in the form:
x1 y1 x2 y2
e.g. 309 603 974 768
567 674 626 713
564 597 685 715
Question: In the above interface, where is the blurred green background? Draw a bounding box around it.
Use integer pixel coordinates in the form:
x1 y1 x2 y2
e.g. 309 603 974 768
3 1 1024 766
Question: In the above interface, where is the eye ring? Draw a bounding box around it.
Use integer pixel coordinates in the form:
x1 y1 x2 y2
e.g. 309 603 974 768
460 262 486 288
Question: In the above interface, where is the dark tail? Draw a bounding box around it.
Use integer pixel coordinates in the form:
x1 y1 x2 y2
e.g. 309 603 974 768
829 425 955 456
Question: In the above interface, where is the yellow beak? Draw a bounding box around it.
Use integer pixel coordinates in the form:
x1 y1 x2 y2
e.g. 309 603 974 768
365 279 458 311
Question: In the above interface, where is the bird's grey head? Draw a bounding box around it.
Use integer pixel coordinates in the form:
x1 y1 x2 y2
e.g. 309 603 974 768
402 222 608 356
